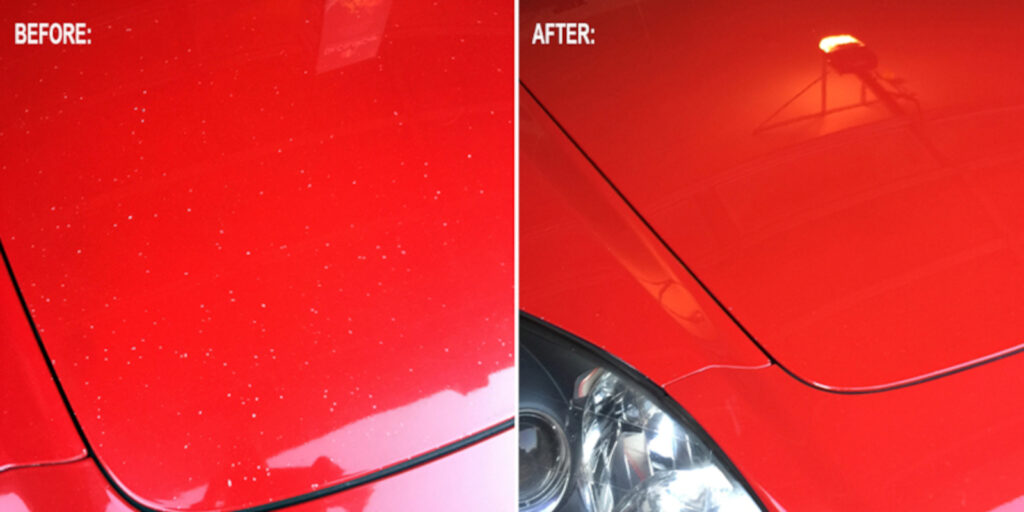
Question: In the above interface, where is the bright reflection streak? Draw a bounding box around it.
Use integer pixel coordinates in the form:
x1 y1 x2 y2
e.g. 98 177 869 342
316 0 393 73
173 484 209 508
991 495 1024 511
647 414 677 463
0 494 30 512
266 367 514 471
819 34 863 53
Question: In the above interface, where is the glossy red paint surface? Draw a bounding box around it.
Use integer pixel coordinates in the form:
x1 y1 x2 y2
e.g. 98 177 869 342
289 429 516 512
521 0 1024 391
522 2 1024 509
520 89 768 386
667 362 1024 511
0 429 513 512
0 263 85 472
1 1 513 510
520 112 1024 509
0 460 135 512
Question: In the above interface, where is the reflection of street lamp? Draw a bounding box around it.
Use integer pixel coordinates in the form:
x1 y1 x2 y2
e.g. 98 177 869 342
819 34 878 74
756 34 916 133
819 34 903 114
818 34 861 53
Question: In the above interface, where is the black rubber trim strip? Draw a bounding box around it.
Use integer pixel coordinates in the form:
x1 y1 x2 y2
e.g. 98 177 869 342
0 242 99 457
520 312 768 512
1 239 513 511
0 454 89 475
519 80 1024 395
244 419 513 512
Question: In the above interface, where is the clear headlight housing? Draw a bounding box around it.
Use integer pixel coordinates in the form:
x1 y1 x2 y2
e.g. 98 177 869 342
520 315 762 512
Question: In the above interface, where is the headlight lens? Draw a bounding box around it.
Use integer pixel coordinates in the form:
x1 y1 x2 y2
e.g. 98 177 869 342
519 409 572 512
520 316 762 512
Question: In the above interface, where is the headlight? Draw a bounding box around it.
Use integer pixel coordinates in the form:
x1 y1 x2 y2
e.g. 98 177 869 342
519 315 763 512
520 408 572 512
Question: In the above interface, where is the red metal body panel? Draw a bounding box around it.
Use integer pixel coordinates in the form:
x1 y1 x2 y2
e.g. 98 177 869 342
520 89 769 386
0 460 135 512
666 362 1024 511
0 429 513 512
288 429 516 512
1 1 513 510
0 267 85 472
520 105 1024 509
521 0 1024 391
521 2 1024 509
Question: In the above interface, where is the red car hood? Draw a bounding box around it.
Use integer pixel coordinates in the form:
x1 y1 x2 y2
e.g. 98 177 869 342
522 0 1024 391
1 1 512 510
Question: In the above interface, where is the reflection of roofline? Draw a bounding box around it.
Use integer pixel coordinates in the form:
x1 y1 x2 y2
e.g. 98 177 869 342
655 103 1024 216
691 104 1024 270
